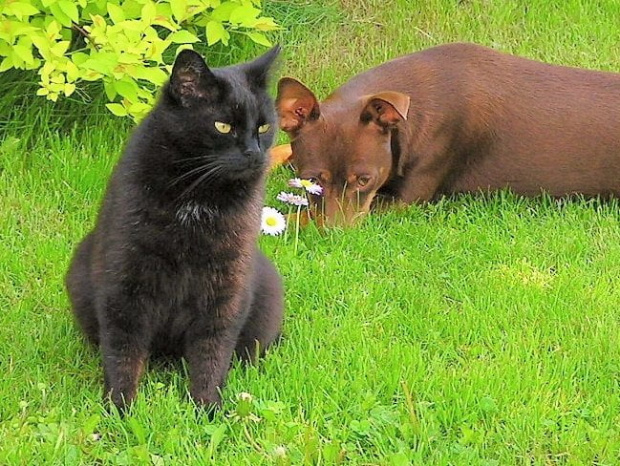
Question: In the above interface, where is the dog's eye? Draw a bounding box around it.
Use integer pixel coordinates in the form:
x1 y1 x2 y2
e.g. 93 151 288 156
258 123 271 134
357 175 371 187
214 121 232 134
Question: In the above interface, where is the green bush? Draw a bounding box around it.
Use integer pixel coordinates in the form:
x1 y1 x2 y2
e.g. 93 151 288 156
0 0 278 120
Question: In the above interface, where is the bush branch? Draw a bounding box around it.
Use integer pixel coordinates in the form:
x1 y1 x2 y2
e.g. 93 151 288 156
71 22 100 49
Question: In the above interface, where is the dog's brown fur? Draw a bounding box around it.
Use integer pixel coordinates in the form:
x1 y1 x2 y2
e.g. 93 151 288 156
276 43 620 226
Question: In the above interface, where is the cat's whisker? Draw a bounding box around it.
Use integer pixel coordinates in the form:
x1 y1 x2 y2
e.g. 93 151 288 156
172 154 217 165
175 165 224 201
196 165 225 185
178 166 223 199
168 161 222 187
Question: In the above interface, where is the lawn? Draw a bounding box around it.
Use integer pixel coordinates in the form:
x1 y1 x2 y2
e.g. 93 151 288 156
1 0 620 464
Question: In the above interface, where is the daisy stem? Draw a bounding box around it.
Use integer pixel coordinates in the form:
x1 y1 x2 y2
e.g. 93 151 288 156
294 205 301 254
283 206 292 242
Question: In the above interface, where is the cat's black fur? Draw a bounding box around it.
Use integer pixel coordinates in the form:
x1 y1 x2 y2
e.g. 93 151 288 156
65 46 284 412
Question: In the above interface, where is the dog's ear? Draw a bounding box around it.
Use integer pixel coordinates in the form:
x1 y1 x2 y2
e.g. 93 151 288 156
360 91 410 128
361 92 412 176
276 78 320 134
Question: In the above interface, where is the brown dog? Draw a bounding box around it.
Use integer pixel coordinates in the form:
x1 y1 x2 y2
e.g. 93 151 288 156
276 43 620 226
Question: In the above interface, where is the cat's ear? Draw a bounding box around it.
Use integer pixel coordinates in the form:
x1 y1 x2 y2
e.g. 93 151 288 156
242 45 281 89
169 49 217 106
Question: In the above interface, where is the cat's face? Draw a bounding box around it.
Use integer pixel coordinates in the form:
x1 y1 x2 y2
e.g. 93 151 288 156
160 47 280 186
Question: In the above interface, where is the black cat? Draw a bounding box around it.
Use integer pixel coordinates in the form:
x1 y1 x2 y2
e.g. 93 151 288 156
65 46 284 412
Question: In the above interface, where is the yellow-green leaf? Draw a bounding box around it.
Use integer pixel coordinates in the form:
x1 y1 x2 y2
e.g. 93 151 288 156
107 3 126 24
211 2 237 22
48 3 73 27
46 20 62 39
4 2 40 20
115 19 145 32
106 103 128 117
82 52 118 75
11 22 39 36
229 5 260 27
51 41 70 57
254 17 279 32
71 52 89 66
0 56 14 72
64 82 76 96
143 37 169 63
206 20 227 46
65 60 80 81
132 65 168 85
141 1 157 24
12 44 34 65
50 73 65 84
167 30 199 44
175 44 193 56
82 70 103 81
245 31 271 47
58 0 80 23
114 78 140 101
0 42 12 56
104 81 117 100
128 101 152 115
153 15 177 32
169 0 187 22
31 35 49 54
121 0 143 19
40 60 55 77
135 86 153 101
90 14 107 31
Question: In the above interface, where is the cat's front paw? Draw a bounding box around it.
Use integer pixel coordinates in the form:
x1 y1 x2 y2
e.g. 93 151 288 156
104 388 135 416
190 389 222 418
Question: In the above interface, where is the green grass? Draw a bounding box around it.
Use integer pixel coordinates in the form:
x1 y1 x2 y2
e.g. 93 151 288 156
2 0 620 464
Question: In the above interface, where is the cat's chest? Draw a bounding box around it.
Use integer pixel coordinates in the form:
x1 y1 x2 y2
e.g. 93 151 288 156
134 200 259 269
120 196 260 273
167 198 262 249
174 200 218 226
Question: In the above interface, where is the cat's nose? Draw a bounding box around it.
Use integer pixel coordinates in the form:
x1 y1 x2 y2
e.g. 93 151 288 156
242 136 261 158
243 148 261 158
241 131 261 156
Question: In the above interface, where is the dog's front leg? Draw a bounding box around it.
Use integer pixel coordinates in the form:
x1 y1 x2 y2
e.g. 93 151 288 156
400 171 448 203
399 139 457 203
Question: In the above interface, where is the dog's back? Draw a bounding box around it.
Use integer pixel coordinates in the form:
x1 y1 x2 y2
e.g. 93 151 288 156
277 43 620 225
332 43 620 196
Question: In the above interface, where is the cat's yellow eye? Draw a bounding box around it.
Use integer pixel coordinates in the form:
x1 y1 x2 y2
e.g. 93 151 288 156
258 123 271 134
214 121 232 134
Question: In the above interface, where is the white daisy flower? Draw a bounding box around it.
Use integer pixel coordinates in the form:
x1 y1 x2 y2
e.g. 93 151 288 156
288 178 323 195
305 183 323 196
276 191 309 206
288 178 304 188
261 207 286 236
